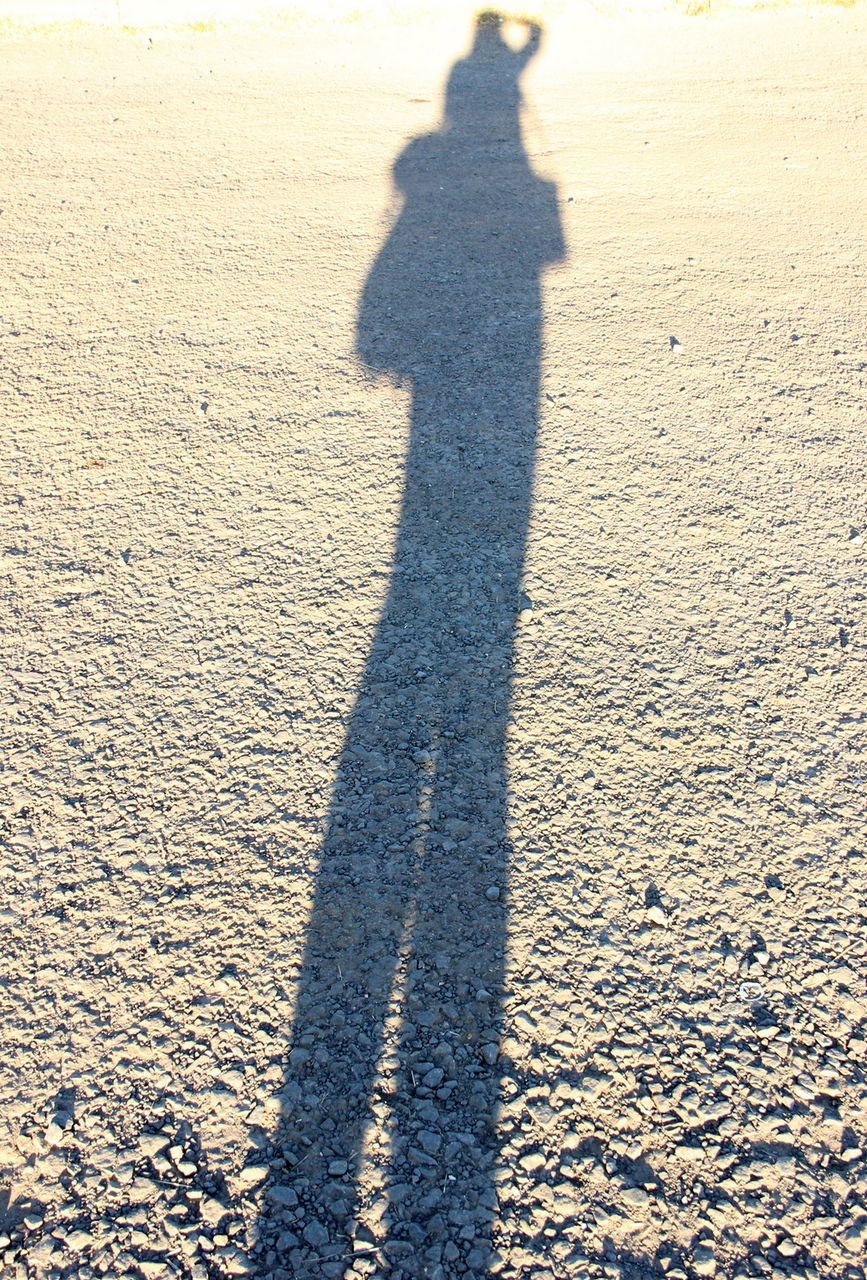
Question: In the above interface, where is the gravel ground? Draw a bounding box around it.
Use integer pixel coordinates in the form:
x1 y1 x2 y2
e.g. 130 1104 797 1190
1 7 866 1280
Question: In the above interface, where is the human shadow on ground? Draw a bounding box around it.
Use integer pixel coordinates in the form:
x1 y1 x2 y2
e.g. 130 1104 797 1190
257 13 564 1278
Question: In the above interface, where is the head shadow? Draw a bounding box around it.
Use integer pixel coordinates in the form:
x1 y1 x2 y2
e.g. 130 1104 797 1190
257 12 564 1277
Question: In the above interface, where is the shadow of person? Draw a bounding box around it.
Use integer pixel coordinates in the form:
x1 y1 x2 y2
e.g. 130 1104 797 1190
258 12 564 1278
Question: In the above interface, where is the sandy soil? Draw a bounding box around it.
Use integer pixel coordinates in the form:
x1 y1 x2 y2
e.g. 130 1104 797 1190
1 7 866 1280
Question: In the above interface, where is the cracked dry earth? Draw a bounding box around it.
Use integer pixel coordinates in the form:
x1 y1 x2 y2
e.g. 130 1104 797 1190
1 7 866 1280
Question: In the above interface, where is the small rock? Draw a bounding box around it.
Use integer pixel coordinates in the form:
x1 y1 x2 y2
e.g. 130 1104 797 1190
417 1130 442 1155
519 1151 546 1173
485 886 500 901
841 1220 867 1253
479 1043 499 1066
622 1187 649 1208
693 1246 715 1277
328 1159 349 1176
776 1239 798 1258
219 1246 252 1276
236 1165 269 1186
66 1230 94 1250
44 1121 65 1147
199 1198 228 1227
140 1133 170 1158
303 1219 330 1249
267 1185 299 1208
645 905 667 927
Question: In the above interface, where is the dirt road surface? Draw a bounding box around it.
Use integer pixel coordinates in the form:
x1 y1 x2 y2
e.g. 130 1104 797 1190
1 6 866 1280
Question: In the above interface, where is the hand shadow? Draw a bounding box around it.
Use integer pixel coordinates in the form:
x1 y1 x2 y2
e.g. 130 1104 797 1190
257 13 565 1278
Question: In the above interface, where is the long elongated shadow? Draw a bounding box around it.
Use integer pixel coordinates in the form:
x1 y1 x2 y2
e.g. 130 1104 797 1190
258 14 564 1278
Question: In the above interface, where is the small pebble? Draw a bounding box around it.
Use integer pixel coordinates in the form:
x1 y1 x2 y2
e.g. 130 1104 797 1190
622 1187 649 1207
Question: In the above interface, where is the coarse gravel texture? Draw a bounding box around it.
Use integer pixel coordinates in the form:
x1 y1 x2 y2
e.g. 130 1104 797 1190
1 8 866 1280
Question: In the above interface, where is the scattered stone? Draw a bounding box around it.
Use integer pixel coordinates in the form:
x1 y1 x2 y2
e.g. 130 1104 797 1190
140 1133 171 1158
303 1219 330 1249
693 1245 716 1277
622 1187 649 1208
841 1219 867 1253
417 1129 442 1155
519 1151 546 1173
44 1121 65 1147
65 1230 94 1250
267 1185 299 1208
199 1198 228 1227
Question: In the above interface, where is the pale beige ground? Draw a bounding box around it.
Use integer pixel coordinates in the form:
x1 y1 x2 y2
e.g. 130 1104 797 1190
1 7 866 1280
